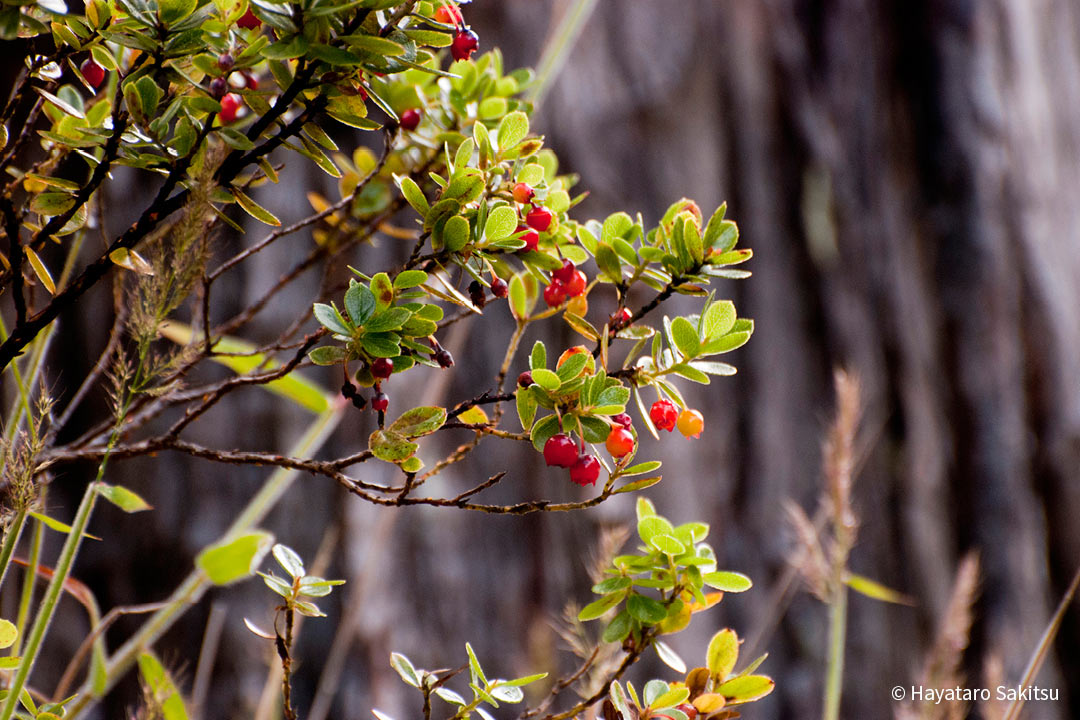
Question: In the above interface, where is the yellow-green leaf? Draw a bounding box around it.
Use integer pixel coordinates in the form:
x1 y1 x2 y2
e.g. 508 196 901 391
196 531 274 585
0 619 17 649
844 572 914 605
137 652 190 720
158 321 330 414
232 189 281 226
706 629 739 680
25 246 56 294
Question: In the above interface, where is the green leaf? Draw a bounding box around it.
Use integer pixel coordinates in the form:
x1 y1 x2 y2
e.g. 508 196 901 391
702 571 752 593
601 212 634 244
601 611 632 643
25 246 55 294
701 331 751 355
361 333 400 358
159 322 331 414
716 675 774 703
490 685 524 704
341 33 405 55
29 192 75 216
555 352 588 382
496 111 529 151
690 360 737 376
706 629 739 680
345 281 377 325
637 515 675 545
530 341 546 370
614 476 661 494
272 543 305 579
393 270 428 289
648 534 686 556
670 317 700 358
626 594 667 624
196 531 274 585
516 387 537 430
368 429 418 463
442 214 471 252
844 572 913 605
530 368 560 391
390 652 420 688
137 652 189 720
651 687 690 710
97 483 152 513
232 189 281 226
484 205 517 241
592 577 632 594
370 272 394 309
364 307 412 332
388 406 446 437
578 592 623 621
158 0 196 25
529 414 560 451
398 176 429 215
0 619 17 650
620 460 661 477
703 300 736 339
655 640 687 674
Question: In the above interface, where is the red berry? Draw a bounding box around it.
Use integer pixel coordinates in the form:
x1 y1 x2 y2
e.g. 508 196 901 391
543 434 579 468
677 409 704 439
612 413 632 428
371 391 389 412
650 400 678 432
217 52 235 71
450 28 479 62
526 205 554 232
543 281 566 308
564 270 587 298
517 371 533 387
237 7 261 29
490 276 508 298
468 279 486 308
433 2 462 25
553 259 576 284
569 454 601 486
435 349 454 368
80 59 105 89
612 307 633 328
399 108 422 131
243 72 259 90
371 357 394 380
676 704 699 720
219 93 242 123
512 182 534 204
605 427 635 458
517 225 539 252
210 77 228 99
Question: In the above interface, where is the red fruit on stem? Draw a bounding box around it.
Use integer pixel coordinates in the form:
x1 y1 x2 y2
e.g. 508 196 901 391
490 276 509 298
517 371 533 387
371 391 389 412
435 349 454 368
526 205 554 232
399 108 422 131
612 413 632 429
676 704 699 720
650 399 678 432
217 53 235 71
450 28 479 62
677 409 705 439
243 72 259 90
605 427 635 458
237 8 261 29
371 357 394 380
81 59 105 89
219 93 242 123
543 434 579 468
553 259 576 284
543 281 566 308
433 2 462 25
612 307 633 328
569 454 601 486
512 182 534 204
517 225 539 252
564 269 587 298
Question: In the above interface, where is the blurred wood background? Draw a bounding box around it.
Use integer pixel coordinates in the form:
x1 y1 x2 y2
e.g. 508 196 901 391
6 0 1080 718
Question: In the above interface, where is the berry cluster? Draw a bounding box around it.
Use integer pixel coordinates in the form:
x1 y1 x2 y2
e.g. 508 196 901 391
650 399 704 439
542 414 637 487
543 258 587 308
339 341 453 413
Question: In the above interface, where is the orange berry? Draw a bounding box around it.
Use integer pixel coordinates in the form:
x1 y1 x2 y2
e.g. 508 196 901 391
677 409 704 439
